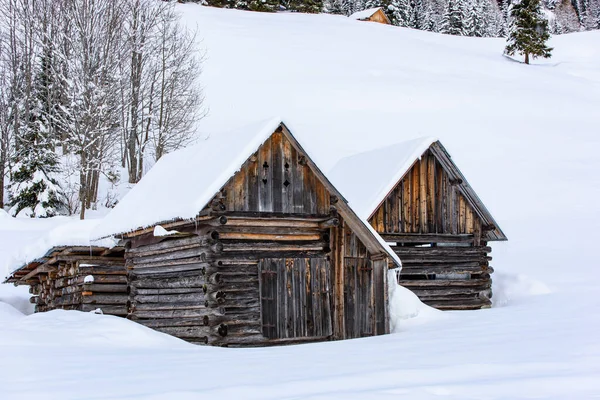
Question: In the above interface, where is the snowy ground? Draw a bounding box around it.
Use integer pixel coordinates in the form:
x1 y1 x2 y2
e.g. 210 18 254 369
1 5 600 399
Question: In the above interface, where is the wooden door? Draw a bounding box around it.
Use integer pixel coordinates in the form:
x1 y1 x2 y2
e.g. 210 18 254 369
259 258 333 340
344 258 374 338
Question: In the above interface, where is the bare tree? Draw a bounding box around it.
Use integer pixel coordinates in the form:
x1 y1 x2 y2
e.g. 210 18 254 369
120 0 205 183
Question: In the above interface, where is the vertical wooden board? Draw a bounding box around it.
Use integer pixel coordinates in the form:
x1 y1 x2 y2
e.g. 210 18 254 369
444 173 452 233
350 232 357 258
466 206 474 234
247 155 259 211
365 261 374 336
355 259 363 337
291 146 304 213
331 223 345 340
377 206 385 233
277 258 287 338
258 137 273 212
427 154 436 233
344 259 356 339
344 227 352 258
311 258 322 337
271 131 284 213
402 178 410 233
459 195 466 233
412 165 420 233
393 187 400 233
450 186 458 234
303 166 316 214
324 258 333 336
304 258 313 337
373 261 385 335
285 258 294 338
319 259 331 336
291 258 300 337
419 157 428 233
436 162 443 233
224 179 235 212
473 215 482 246
315 178 329 216
282 136 293 213
259 259 277 339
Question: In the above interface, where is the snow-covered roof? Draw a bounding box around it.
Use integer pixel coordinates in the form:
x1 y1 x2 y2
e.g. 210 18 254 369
91 118 401 265
6 219 117 277
93 118 282 239
328 137 437 220
349 7 385 21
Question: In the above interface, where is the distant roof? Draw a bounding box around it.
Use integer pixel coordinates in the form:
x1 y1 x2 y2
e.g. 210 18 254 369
328 138 507 241
92 118 401 265
349 7 385 21
328 137 437 220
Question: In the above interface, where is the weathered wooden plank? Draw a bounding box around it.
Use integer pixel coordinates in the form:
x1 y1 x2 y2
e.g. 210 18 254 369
258 136 272 212
282 138 293 213
420 157 428 233
305 258 313 337
291 146 304 213
380 233 474 244
247 153 259 211
271 130 284 213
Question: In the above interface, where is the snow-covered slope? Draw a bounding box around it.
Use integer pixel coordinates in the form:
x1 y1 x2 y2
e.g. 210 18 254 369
1 6 599 399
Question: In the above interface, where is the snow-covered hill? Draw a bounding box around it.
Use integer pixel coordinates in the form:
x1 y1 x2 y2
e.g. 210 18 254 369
1 6 599 399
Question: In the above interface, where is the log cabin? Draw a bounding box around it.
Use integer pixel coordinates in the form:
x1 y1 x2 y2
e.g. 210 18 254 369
328 138 507 310
349 7 391 25
93 118 400 347
4 221 125 315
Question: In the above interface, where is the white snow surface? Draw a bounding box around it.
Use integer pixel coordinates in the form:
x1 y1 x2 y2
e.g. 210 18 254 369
328 137 437 220
153 225 180 237
349 7 384 20
1 5 600 399
4 217 117 277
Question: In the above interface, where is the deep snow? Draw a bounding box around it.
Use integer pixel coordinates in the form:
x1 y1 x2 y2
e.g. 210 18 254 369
1 5 599 399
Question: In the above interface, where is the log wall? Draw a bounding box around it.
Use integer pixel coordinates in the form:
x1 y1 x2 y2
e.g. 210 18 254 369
22 249 127 315
127 214 390 347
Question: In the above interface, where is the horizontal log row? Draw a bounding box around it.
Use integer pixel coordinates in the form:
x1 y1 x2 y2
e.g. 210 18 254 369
30 258 128 316
395 245 493 311
127 220 333 346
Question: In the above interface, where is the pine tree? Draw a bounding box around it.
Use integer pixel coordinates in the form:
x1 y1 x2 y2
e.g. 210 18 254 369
9 61 65 218
440 0 464 34
505 0 552 64
388 0 413 26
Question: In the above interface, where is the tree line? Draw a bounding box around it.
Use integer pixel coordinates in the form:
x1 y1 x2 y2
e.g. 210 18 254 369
187 0 600 36
0 0 205 218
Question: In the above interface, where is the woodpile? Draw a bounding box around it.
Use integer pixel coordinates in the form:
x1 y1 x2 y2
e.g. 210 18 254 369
8 247 127 315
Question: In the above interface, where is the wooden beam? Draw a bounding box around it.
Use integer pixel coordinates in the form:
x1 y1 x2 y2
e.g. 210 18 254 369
380 233 474 243
19 264 55 282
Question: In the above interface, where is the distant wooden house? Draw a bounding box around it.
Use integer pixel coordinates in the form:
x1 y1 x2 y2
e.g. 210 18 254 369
349 7 391 25
329 138 507 310
5 239 126 315
93 119 400 347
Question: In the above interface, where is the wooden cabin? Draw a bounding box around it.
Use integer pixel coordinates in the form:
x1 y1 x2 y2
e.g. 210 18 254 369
93 119 400 347
328 138 507 310
349 7 391 25
5 245 126 315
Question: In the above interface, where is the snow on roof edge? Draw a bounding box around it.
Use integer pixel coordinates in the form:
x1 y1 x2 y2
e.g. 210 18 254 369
362 137 437 220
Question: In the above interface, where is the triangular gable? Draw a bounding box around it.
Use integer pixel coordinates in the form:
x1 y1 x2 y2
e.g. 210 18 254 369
93 119 401 265
328 139 506 241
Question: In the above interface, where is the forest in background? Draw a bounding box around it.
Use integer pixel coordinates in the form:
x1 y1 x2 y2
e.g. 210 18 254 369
189 0 600 36
0 0 204 219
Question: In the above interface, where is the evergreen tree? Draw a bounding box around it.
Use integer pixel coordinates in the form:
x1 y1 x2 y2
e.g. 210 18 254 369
9 60 65 217
388 0 413 26
505 0 552 64
440 0 464 34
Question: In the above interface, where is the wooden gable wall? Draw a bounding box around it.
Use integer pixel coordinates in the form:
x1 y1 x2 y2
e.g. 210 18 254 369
369 149 483 240
215 128 331 216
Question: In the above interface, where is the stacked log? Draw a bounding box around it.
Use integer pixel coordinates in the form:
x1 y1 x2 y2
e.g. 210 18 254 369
127 216 332 346
394 245 493 310
28 254 127 315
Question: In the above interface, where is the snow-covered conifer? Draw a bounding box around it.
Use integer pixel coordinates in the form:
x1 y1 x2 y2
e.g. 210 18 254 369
505 0 553 64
